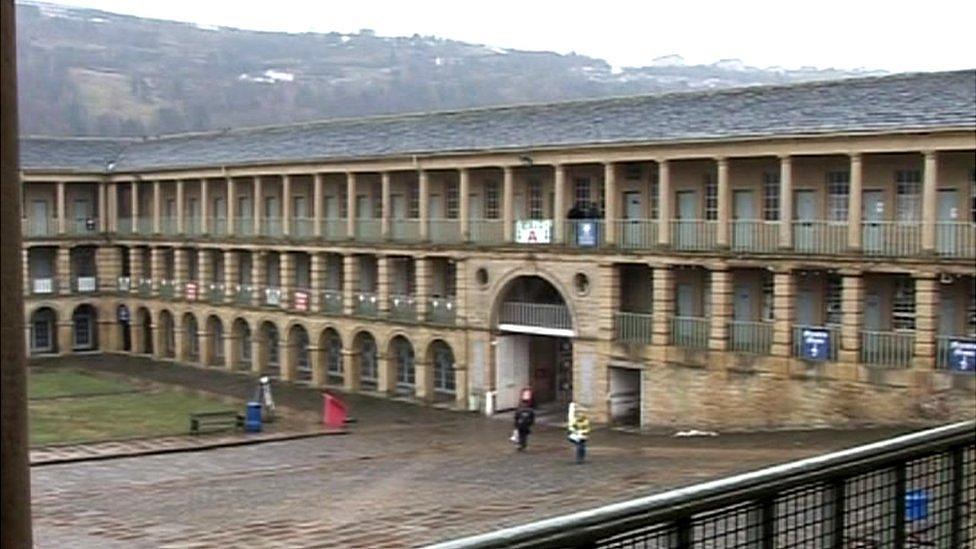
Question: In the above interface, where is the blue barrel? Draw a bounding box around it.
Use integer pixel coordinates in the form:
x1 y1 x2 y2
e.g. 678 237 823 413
905 489 929 521
245 401 262 433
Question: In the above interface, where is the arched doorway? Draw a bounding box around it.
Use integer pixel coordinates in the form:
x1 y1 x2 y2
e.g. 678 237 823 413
428 340 456 401
206 315 223 366
353 331 378 391
136 307 153 355
260 321 280 378
232 318 251 371
159 310 175 359
389 335 415 395
183 313 199 362
288 325 311 382
117 304 132 351
492 275 574 411
72 304 99 351
29 307 57 355
319 328 343 385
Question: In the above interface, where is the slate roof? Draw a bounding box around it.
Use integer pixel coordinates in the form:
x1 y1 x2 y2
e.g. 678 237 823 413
20 70 976 173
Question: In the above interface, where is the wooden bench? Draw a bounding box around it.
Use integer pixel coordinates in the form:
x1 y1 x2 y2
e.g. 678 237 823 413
189 410 244 435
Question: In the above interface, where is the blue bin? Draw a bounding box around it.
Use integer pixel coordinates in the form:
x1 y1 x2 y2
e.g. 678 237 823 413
905 489 929 522
245 401 262 433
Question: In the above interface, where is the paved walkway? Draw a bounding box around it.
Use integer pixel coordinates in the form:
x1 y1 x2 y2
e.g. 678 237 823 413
31 356 916 548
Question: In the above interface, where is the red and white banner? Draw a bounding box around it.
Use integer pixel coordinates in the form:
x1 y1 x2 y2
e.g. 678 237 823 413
293 290 309 312
185 281 198 301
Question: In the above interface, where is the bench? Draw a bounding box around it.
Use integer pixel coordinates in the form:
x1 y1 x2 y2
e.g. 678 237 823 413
189 410 244 435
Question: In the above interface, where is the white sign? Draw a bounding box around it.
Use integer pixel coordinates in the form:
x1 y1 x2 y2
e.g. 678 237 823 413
515 220 553 244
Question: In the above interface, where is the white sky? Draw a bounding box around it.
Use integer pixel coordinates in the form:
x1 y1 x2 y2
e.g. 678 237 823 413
33 0 976 72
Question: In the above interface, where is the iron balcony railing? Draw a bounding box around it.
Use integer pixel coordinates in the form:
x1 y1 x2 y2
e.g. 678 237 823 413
430 421 976 549
159 216 177 236
565 219 605 248
389 294 417 322
74 276 97 293
728 320 774 355
430 219 463 244
498 302 572 331
936 335 976 372
69 217 99 235
261 217 283 238
117 217 133 234
116 276 132 293
730 220 779 253
136 217 153 235
322 219 347 241
671 220 718 251
671 316 710 349
158 279 175 299
427 296 456 325
355 219 383 242
184 217 202 236
234 284 254 306
138 278 153 297
32 277 55 295
354 292 379 316
390 219 422 242
234 217 254 236
862 221 921 256
320 289 343 314
263 286 282 307
206 282 225 304
614 311 654 344
212 218 228 236
792 324 841 362
468 219 505 245
616 219 658 250
861 330 916 368
292 217 315 239
22 217 58 237
935 222 976 259
793 220 848 254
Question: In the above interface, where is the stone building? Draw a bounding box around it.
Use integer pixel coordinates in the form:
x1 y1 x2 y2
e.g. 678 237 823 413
18 70 976 428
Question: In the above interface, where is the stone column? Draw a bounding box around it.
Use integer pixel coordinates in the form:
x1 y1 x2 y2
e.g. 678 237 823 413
377 352 394 394
251 334 266 375
716 158 731 247
224 250 238 300
913 274 938 370
709 268 733 351
252 251 266 303
282 174 291 237
381 171 391 238
416 256 430 320
57 321 73 355
173 248 187 299
131 180 139 233
657 160 671 246
453 364 469 409
311 344 326 386
150 247 164 292
377 255 390 316
313 173 324 237
458 168 470 242
779 155 793 248
342 348 359 391
502 166 514 242
176 179 185 234
553 164 566 244
279 335 294 381
310 252 325 313
604 162 618 245
223 330 238 371
598 262 618 338
771 270 795 357
454 258 468 325
97 182 107 232
652 266 674 345
198 324 212 366
197 249 212 300
346 172 356 239
342 254 356 315
56 246 70 296
108 182 118 233
226 177 236 236
152 180 161 234
839 271 864 364
280 252 294 309
415 359 434 402
98 318 117 353
847 154 863 251
921 151 938 253
96 246 120 293
253 176 263 236
418 170 430 240
130 248 143 292
174 315 187 362
200 178 209 234
57 181 66 234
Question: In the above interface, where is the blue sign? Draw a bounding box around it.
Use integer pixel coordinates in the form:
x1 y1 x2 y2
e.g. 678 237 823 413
800 328 831 361
576 220 597 247
947 339 976 373
117 304 130 323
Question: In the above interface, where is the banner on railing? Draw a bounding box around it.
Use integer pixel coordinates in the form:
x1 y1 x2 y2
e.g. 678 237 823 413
800 328 831 361
185 281 198 301
294 290 309 312
575 220 598 247
948 339 976 372
515 220 552 244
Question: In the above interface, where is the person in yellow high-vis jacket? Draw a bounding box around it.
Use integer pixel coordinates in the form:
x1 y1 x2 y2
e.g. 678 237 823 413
568 407 591 464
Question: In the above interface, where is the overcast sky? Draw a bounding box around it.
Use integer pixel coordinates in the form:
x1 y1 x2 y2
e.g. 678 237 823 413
36 0 976 73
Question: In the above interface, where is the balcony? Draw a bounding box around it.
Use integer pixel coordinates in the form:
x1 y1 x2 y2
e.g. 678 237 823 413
67 217 99 236
671 220 718 251
160 216 177 236
136 217 153 235
159 280 175 299
935 222 976 259
730 220 778 253
389 294 417 322
468 219 505 245
616 219 658 250
260 217 283 238
427 296 456 325
860 330 915 368
212 218 228 236
138 278 153 297
320 289 343 314
861 221 920 256
565 220 605 248
498 302 572 333
117 276 132 293
292 218 315 239
793 221 848 254
614 311 654 344
670 316 710 349
354 292 379 317
727 320 774 355
31 277 55 295
263 287 282 307
23 218 57 238
355 219 382 242
73 275 97 293
429 219 462 244
117 218 133 234
936 335 976 372
390 219 421 242
234 285 254 306
184 217 202 236
234 218 254 237
791 324 840 362
206 282 225 304
322 219 347 241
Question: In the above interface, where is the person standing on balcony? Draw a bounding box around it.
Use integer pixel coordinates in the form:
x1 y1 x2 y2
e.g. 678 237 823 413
512 389 535 451
568 406 591 464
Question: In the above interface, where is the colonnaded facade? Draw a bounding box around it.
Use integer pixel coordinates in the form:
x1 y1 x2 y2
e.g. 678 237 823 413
18 70 976 428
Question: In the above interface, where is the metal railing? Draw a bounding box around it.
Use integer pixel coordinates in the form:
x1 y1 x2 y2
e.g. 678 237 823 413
212 218 228 236
292 217 315 239
427 296 456 325
730 220 779 253
565 219 605 248
430 421 975 549
793 221 848 254
234 285 254 306
935 222 976 259
74 276 97 293
234 217 254 236
355 219 383 242
861 330 916 368
671 316 710 349
322 219 347 241
389 294 417 322
261 217 283 238
498 302 572 331
728 320 774 354
792 325 840 362
184 217 202 236
390 219 421 242
137 217 153 235
320 289 343 314
430 219 463 244
32 277 55 295
671 220 718 251
138 278 153 297
614 311 654 344
354 292 379 316
206 282 225 304
22 217 57 237
117 218 133 234
862 221 921 256
468 219 505 245
159 216 177 236
936 335 976 372
116 276 131 293
159 280 175 299
68 217 99 235
616 219 659 250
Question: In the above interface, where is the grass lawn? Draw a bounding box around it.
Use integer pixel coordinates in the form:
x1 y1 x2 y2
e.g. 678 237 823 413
29 369 241 447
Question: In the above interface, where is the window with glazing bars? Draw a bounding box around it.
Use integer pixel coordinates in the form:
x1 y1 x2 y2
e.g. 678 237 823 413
650 170 659 220
763 171 780 221
892 278 916 331
408 185 419 218
896 170 922 221
762 275 774 321
827 171 850 221
825 276 842 325
704 173 717 220
574 177 591 208
484 181 499 219
445 182 458 219
339 189 348 218
372 182 382 219
528 180 543 219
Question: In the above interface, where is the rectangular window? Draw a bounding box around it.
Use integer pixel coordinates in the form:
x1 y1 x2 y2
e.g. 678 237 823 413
408 185 419 219
895 170 921 222
528 179 543 219
650 170 659 220
763 171 780 221
704 173 717 221
373 182 382 219
446 182 459 219
892 278 916 331
74 317 90 348
574 177 591 208
339 189 348 218
484 181 499 219
762 276 774 321
827 171 850 222
825 276 842 326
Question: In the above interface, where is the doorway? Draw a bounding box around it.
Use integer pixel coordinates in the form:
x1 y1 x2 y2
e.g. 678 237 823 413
609 367 640 427
494 334 572 411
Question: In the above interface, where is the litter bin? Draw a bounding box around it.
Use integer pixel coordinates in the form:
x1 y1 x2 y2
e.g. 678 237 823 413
322 392 348 429
905 489 929 522
245 401 262 433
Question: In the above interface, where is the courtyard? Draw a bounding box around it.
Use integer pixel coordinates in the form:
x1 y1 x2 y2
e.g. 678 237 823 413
31 355 917 548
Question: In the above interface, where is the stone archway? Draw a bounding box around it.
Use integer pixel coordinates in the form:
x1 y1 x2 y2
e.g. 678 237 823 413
232 318 251 371
135 307 152 355
426 339 456 402
287 324 311 382
259 321 280 378
205 315 224 366
28 306 58 355
318 327 343 386
389 335 415 395
158 310 175 359
182 312 199 362
352 331 378 391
